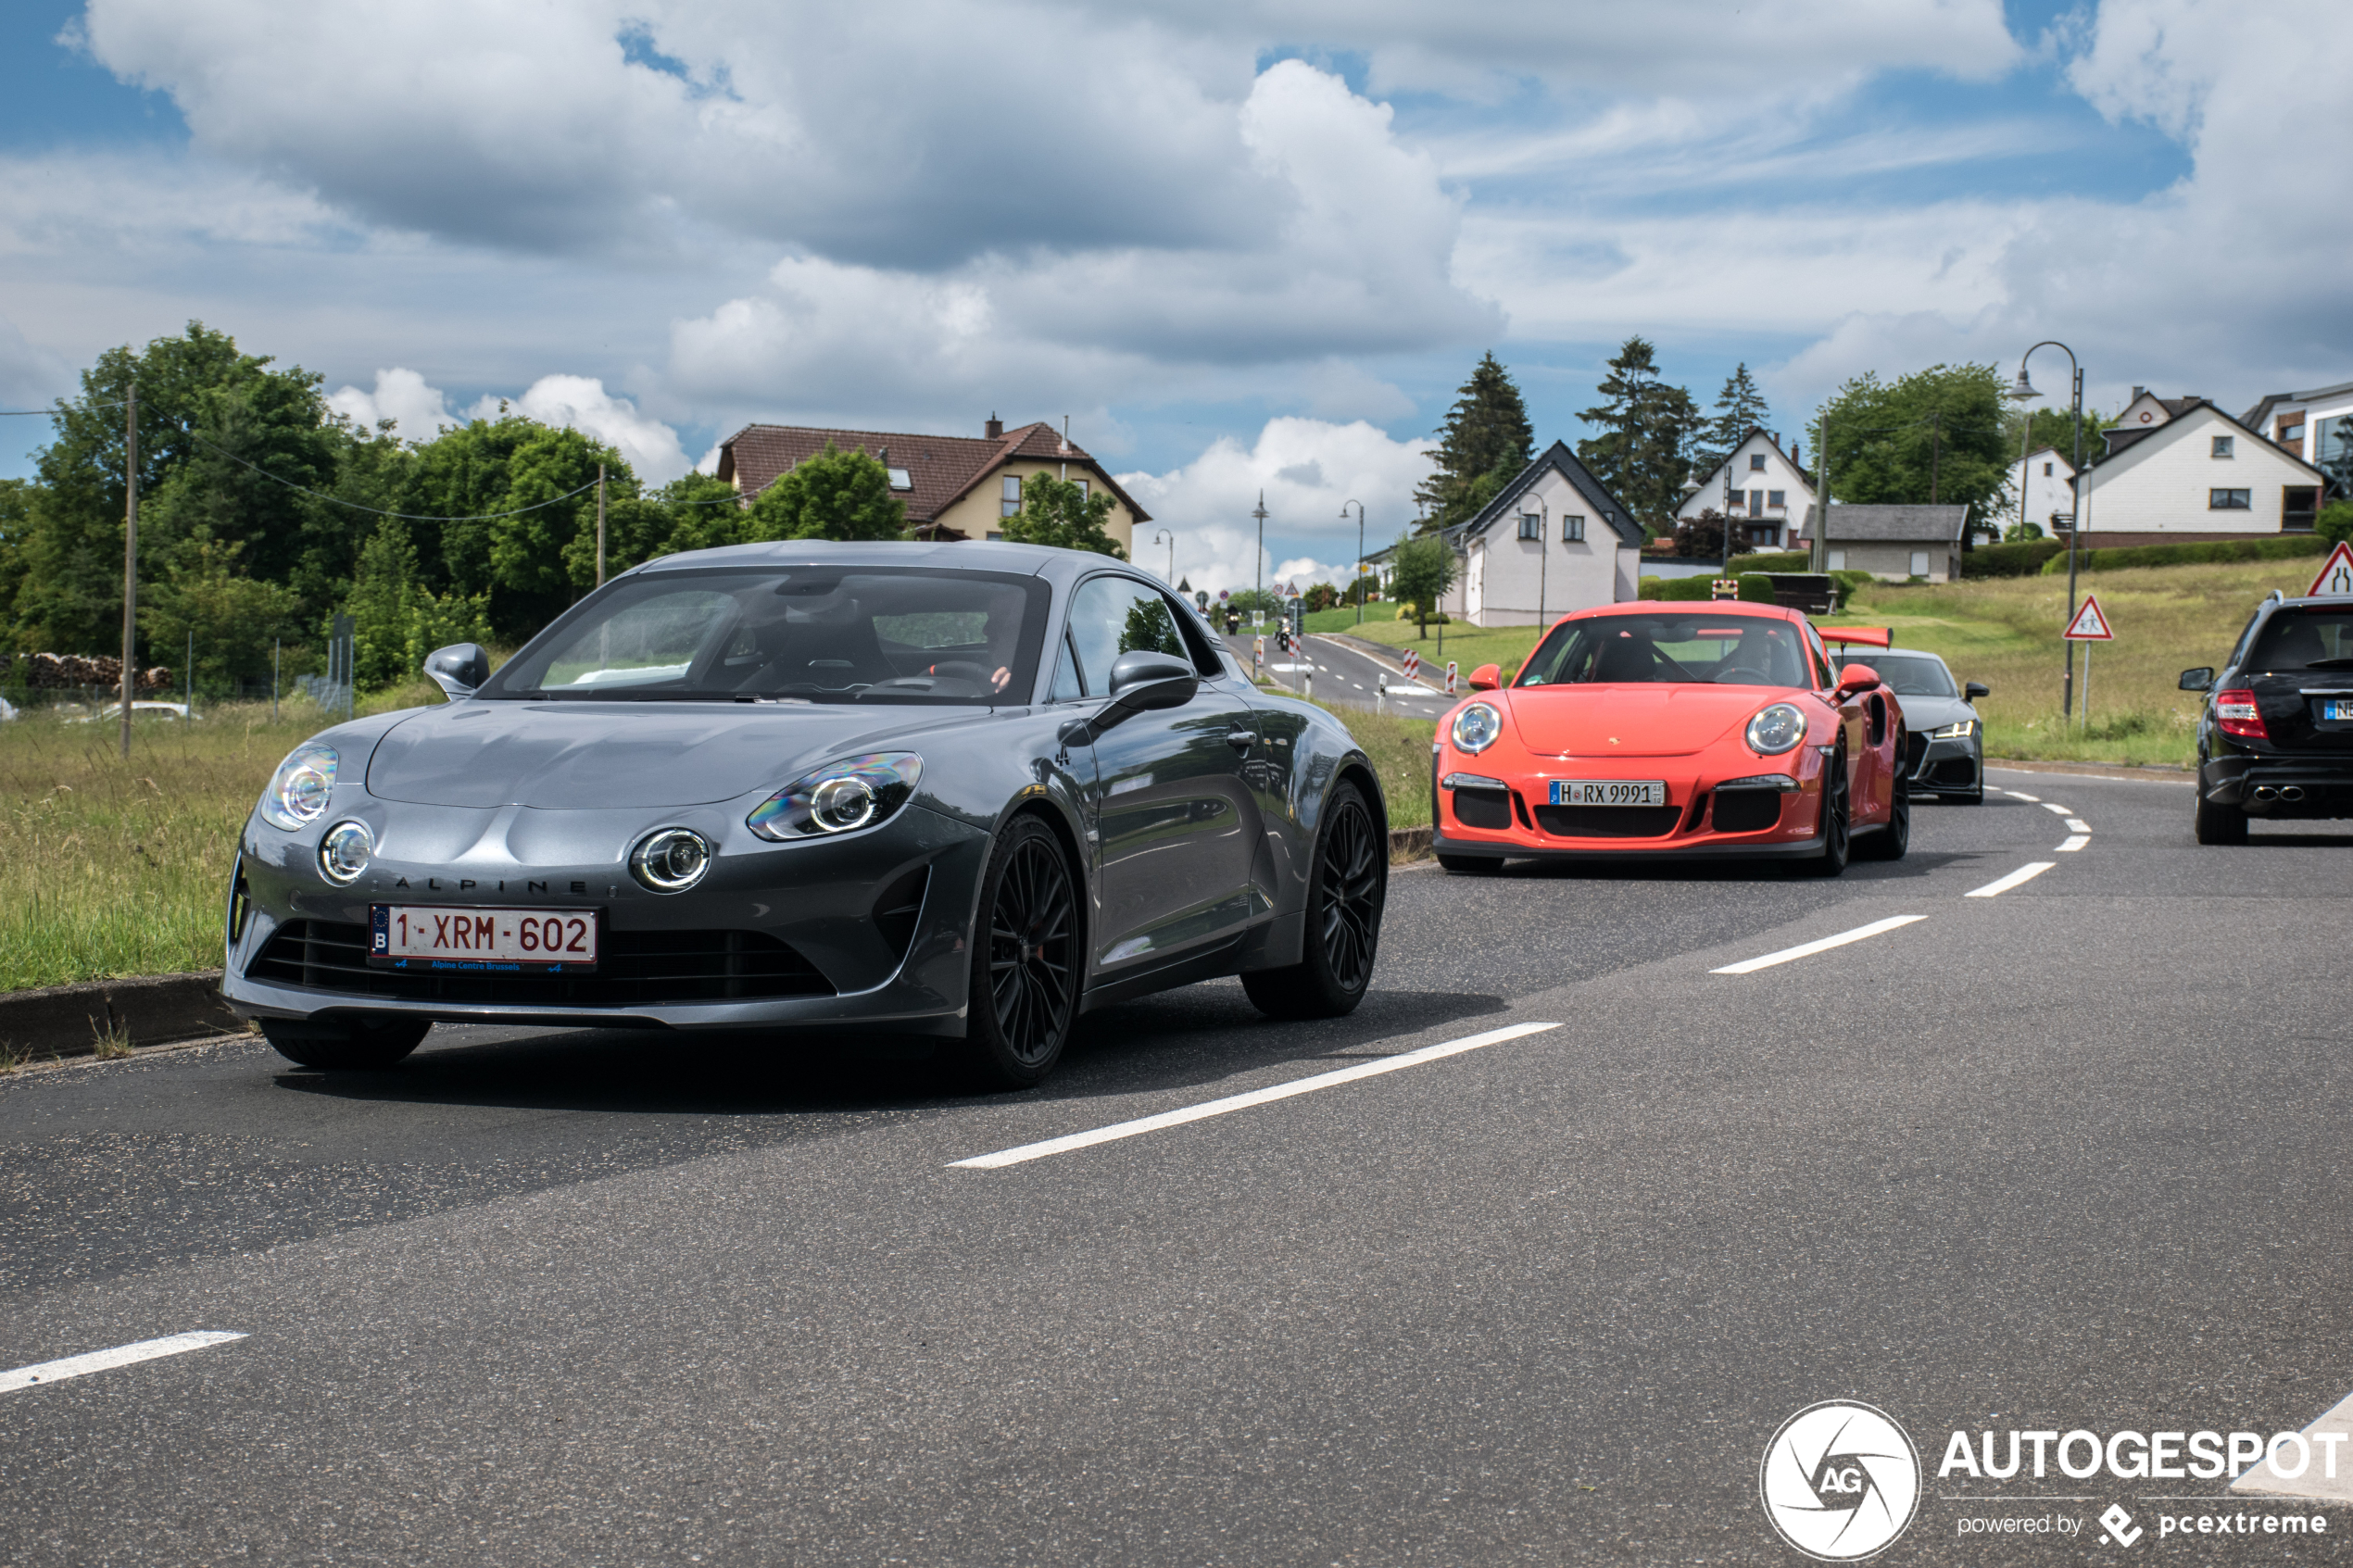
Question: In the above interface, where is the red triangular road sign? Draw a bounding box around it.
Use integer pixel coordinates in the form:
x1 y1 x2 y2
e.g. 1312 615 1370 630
2062 595 2114 640
2308 541 2353 598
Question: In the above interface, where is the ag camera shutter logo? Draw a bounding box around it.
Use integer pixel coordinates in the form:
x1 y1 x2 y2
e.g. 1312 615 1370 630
1760 1401 1921 1560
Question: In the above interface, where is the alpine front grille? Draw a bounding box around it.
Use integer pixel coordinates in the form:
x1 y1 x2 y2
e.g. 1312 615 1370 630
1710 789 1786 834
246 921 834 1006
1532 804 1683 838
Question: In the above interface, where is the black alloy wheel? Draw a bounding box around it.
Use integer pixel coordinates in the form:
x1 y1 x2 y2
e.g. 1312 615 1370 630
1244 781 1385 1019
2194 790 2248 846
1802 750 1851 877
1856 772 1910 861
260 1014 431 1071
963 815 1080 1088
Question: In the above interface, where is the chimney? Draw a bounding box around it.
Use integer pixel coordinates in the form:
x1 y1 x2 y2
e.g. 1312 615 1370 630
985 414 1003 439
2131 385 2146 401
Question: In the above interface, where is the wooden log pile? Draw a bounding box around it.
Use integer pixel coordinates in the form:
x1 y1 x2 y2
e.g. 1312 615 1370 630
0 653 174 692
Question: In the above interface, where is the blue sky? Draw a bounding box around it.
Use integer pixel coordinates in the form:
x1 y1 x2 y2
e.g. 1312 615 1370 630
1 0 2341 591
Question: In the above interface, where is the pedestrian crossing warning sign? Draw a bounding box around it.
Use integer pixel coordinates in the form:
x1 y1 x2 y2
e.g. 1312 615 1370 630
2062 595 2114 640
2307 541 2353 598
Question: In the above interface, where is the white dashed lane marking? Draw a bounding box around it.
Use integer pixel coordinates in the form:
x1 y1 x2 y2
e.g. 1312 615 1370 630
2 1332 247 1395
2040 802 2074 815
2057 836 2089 852
2065 818 2090 833
2005 790 2042 802
1967 861 2057 897
1711 916 1929 975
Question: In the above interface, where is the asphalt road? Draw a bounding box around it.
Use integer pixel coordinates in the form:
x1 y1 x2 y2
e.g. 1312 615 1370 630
1218 627 1457 717
6 770 2353 1564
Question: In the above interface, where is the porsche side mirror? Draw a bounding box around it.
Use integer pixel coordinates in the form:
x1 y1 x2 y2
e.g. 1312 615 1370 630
1059 651 1197 747
1469 663 1502 692
424 642 490 699
1835 663 1881 696
1965 681 1990 700
2178 667 2214 692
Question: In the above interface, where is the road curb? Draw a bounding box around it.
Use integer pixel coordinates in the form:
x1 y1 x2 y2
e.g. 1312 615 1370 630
0 971 246 1063
1986 759 2195 783
1389 824 1433 861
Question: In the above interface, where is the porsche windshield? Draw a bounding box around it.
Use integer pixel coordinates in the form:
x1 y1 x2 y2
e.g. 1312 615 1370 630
483 567 1050 703
1516 613 1811 688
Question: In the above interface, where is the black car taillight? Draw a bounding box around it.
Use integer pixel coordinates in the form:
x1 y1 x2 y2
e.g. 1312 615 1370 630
2215 688 2268 740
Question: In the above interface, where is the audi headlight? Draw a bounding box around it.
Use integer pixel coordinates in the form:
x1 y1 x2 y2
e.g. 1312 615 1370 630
261 742 338 830
1450 702 1502 755
1745 703 1807 756
1931 719 1977 740
319 820 374 884
747 753 924 841
631 827 712 893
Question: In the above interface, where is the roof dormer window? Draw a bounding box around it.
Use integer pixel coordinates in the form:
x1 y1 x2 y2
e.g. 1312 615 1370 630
887 468 913 491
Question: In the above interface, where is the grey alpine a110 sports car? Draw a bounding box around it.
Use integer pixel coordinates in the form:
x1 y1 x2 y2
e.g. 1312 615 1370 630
223 541 1390 1087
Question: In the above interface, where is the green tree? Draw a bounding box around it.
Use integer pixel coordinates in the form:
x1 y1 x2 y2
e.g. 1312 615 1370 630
0 479 28 642
1818 363 2010 546
1693 362 1770 477
742 441 908 546
998 469 1124 557
1416 353 1535 532
2318 500 2353 546
135 530 303 689
1998 404 2113 471
342 518 492 692
1577 336 1702 532
1389 532 1458 638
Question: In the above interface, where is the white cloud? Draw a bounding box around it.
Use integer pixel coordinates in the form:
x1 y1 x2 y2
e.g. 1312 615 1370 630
484 375 694 483
327 368 458 442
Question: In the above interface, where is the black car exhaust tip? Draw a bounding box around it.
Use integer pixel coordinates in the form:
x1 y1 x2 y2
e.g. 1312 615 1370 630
2253 785 2279 802
2281 785 2306 803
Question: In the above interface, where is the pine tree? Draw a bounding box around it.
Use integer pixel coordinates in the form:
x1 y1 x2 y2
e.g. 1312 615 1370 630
1415 353 1534 532
1693 363 1770 478
1576 336 1702 531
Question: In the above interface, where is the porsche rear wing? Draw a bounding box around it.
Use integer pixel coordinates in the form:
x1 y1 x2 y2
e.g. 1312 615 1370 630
1817 627 1892 648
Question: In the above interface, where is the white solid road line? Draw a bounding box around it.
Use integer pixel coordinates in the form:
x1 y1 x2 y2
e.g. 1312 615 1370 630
2057 835 2089 852
1710 915 1928 975
2065 818 2091 833
950 1021 1563 1170
1966 861 2057 897
2 1331 247 1395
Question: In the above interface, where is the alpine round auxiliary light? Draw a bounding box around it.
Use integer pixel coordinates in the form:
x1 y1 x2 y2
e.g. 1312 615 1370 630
318 819 375 884
630 826 712 893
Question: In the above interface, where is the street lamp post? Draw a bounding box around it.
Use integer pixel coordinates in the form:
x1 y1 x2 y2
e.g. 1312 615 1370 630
1340 500 1365 624
2009 343 2086 722
1252 490 1268 618
1152 529 1176 586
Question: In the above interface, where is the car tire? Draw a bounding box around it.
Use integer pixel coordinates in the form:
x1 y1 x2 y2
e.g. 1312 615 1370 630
259 1015 430 1071
2194 791 2248 846
1801 751 1851 877
1435 852 1502 876
1856 775 1909 861
959 814 1082 1090
1244 781 1386 1020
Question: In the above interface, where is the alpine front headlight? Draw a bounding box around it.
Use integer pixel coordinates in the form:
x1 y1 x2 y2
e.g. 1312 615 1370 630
747 753 924 841
1931 719 1978 740
1451 702 1503 755
1745 703 1807 757
261 742 338 830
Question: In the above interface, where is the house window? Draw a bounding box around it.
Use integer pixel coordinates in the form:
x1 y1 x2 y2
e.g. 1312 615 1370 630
2043 461 2053 476
1000 474 1022 517
2209 488 2251 510
1908 551 1931 577
1767 490 1785 510
2212 435 2235 458
1074 479 1089 500
1749 489 1765 513
1827 550 1846 571
887 467 912 491
1517 513 1544 541
1749 454 1767 471
1564 515 1585 542
986 530 1006 541
2284 486 2320 531
1727 492 1746 511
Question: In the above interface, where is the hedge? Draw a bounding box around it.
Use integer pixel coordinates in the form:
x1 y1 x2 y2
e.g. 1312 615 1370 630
1726 550 1810 573
1961 540 2066 578
1636 573 1780 604
2042 534 2335 574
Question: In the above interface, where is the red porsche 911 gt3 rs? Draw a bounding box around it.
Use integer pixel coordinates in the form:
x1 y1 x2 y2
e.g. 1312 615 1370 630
1428 602 1908 875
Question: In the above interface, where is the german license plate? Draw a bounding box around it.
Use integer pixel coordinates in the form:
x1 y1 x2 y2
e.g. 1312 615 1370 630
369 906 598 972
1550 779 1667 807
2323 701 2353 722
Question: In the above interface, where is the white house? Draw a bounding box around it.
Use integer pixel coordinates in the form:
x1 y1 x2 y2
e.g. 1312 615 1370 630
2241 377 2353 497
2001 446 2078 537
1453 441 1644 626
1675 428 1815 551
2081 394 2326 545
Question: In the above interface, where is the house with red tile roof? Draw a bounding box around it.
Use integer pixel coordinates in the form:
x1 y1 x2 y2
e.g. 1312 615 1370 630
714 416 1151 555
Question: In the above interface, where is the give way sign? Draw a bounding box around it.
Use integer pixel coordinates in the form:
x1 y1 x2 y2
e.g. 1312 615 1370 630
2063 595 2114 640
2308 541 2353 597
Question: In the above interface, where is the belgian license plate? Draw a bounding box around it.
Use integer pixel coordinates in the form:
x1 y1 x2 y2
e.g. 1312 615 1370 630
2323 701 2353 722
369 906 598 971
1551 779 1667 807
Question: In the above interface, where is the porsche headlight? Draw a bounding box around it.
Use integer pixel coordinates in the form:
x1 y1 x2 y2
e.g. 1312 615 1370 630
747 753 924 841
261 742 338 830
1931 719 1977 740
1745 703 1807 757
1450 702 1502 755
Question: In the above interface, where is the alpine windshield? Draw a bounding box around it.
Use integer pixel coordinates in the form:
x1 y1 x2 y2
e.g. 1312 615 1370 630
1516 613 1811 688
482 567 1051 703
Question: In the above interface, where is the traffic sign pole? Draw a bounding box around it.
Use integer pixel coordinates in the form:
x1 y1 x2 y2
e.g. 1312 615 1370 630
2060 594 2114 729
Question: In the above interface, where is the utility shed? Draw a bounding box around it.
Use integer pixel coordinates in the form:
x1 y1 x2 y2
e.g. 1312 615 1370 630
1794 505 1968 582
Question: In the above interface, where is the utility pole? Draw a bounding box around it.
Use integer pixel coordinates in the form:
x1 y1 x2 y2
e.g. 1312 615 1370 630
1340 500 1365 624
119 381 137 760
1929 409 1943 506
596 462 608 586
1811 409 1831 573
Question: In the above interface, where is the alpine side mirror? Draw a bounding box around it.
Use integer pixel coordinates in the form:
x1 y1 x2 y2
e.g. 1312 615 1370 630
1470 663 1502 691
424 642 490 699
2179 667 2214 692
1058 651 1197 747
1835 663 1881 696
1965 681 1990 700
